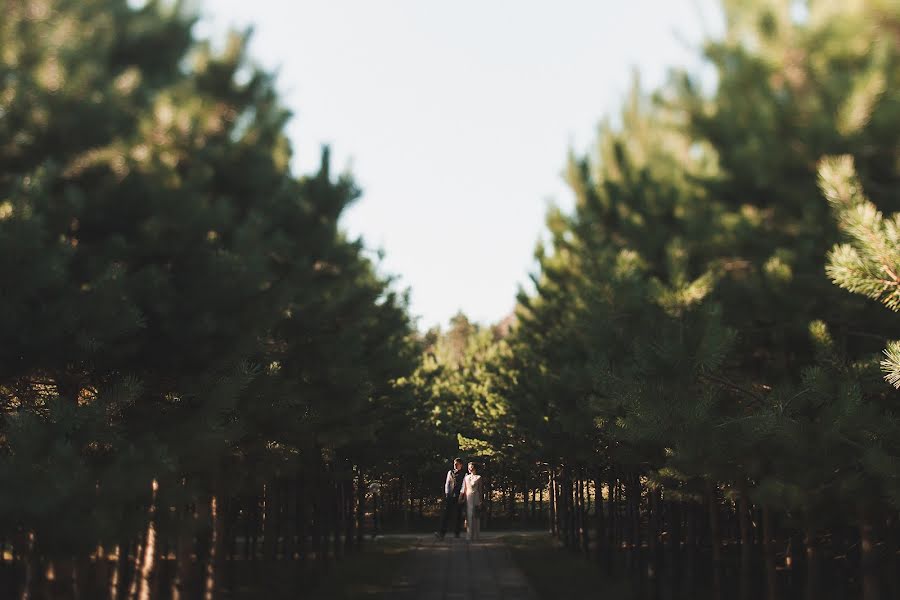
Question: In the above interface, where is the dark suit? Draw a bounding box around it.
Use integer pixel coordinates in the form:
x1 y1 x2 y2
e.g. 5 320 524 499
439 468 465 537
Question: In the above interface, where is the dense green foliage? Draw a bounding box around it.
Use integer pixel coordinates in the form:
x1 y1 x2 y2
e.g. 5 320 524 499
419 2 900 600
0 1 419 598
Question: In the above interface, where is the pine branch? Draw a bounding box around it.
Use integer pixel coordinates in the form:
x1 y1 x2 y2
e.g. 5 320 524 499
698 372 766 407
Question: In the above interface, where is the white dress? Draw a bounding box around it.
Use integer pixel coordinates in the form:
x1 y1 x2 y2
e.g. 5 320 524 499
460 474 483 540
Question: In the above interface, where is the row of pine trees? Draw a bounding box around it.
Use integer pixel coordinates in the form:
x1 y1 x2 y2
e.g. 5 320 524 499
430 2 900 600
0 1 431 598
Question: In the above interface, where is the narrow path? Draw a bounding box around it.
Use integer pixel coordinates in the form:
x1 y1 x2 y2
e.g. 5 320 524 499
386 533 539 600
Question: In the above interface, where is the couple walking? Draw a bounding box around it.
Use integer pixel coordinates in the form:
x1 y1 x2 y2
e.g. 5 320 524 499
436 458 483 541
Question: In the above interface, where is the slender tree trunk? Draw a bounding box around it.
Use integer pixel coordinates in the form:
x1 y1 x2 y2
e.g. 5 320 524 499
112 540 131 600
859 509 880 600
738 484 752 600
329 479 338 560
763 507 778 600
262 482 276 563
567 468 577 551
282 481 295 562
628 473 641 575
539 485 544 520
803 527 819 600
136 480 159 600
347 478 357 550
594 469 607 570
172 503 196 600
586 477 592 515
19 531 36 600
525 485 531 522
578 474 589 556
370 488 379 540
243 495 252 562
295 476 308 591
559 468 570 548
73 552 92 600
548 470 557 536
356 469 365 544
94 544 110 600
203 493 225 600
667 500 682 600
406 478 414 532
684 502 697 599
648 486 661 586
885 513 900 600
560 471 568 544
623 473 633 571
249 494 260 572
608 469 617 564
707 481 723 600
127 528 147 600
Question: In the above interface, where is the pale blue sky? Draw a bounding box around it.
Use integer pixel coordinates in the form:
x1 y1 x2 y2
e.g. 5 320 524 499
198 1 722 330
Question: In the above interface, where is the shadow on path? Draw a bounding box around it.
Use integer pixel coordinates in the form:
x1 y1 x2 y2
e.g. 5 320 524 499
383 532 540 600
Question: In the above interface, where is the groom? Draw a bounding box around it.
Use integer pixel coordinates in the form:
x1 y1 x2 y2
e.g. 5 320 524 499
436 457 465 539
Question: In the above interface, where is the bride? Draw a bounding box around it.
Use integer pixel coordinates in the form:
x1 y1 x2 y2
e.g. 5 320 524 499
459 461 483 540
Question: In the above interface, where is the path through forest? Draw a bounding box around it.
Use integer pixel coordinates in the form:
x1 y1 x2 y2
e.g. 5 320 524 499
384 533 539 600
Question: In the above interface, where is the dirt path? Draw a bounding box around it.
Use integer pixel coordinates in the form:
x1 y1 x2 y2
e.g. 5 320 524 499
385 533 539 600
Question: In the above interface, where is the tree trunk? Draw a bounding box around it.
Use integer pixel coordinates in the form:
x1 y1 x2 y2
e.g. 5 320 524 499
738 484 752 600
548 470 557 536
295 477 309 591
347 478 357 550
628 473 641 575
262 482 276 563
667 501 682 600
648 486 662 585
172 504 196 600
94 544 110 600
608 470 617 562
523 479 530 523
578 474 589 556
356 469 365 544
594 469 607 571
203 494 225 600
539 485 544 520
137 480 159 600
567 468 577 551
707 481 723 600
859 509 880 600
885 512 900 600
557 469 568 546
112 541 131 600
803 527 819 600
18 531 36 600
127 529 147 600
684 502 697 599
762 507 778 600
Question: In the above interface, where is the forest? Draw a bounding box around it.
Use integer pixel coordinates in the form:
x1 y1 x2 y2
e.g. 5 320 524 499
1 0 899 599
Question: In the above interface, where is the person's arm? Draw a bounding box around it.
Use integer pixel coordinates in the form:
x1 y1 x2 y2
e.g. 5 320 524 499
444 470 453 496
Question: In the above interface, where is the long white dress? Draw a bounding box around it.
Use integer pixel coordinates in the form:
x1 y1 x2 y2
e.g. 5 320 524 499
461 474 483 540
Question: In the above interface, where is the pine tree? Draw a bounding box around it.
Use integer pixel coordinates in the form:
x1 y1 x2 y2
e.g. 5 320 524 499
0 2 419 597
820 155 900 386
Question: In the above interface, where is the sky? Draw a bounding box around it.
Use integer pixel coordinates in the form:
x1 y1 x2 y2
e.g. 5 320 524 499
197 0 722 331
